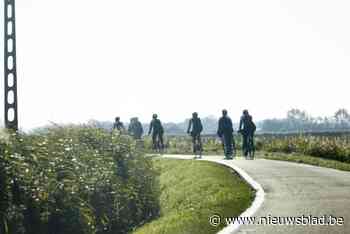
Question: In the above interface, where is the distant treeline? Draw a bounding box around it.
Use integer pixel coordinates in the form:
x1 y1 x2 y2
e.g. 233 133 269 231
260 108 350 133
87 108 350 135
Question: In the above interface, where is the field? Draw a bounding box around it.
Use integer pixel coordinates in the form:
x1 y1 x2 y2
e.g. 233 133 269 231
260 133 350 163
147 132 350 164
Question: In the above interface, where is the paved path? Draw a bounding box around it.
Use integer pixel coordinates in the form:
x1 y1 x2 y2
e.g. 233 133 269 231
163 155 350 234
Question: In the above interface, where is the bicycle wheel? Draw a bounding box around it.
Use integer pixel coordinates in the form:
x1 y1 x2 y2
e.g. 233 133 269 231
158 139 164 155
192 141 199 159
247 137 255 160
193 143 198 159
231 138 236 159
197 142 203 158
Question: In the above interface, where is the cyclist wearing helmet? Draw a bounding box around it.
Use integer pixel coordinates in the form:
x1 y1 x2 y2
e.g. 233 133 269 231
113 117 125 131
217 109 235 159
238 110 256 156
148 114 164 150
187 112 203 155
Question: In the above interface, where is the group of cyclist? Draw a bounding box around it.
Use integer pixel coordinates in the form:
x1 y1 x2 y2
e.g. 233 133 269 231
113 114 165 150
188 109 256 159
112 109 256 159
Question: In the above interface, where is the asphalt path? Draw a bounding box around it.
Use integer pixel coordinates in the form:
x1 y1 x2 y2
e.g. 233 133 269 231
162 155 350 234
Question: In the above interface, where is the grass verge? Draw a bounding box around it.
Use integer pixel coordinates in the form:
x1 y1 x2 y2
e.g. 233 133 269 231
133 158 254 234
262 152 350 172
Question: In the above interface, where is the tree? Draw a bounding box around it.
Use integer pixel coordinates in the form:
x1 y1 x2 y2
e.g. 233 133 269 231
334 108 350 128
334 109 350 122
286 109 310 131
287 108 308 121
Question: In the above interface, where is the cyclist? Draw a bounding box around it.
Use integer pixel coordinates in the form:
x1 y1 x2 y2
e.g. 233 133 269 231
113 117 125 131
148 114 164 151
187 112 203 157
238 110 256 157
217 109 235 159
128 117 143 140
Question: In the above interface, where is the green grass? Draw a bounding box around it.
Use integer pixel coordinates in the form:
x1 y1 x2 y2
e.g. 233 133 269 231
261 151 350 172
133 158 254 234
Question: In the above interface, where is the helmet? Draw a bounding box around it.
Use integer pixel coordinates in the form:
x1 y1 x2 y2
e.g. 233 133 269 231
152 114 158 119
243 109 249 115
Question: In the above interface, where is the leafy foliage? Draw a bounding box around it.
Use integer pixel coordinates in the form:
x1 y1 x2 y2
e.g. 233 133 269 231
0 126 159 234
261 134 350 163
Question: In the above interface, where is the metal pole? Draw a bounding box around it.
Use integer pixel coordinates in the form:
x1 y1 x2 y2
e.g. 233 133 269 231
4 0 18 130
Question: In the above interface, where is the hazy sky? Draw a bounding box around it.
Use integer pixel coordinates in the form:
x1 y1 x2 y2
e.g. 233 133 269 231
1 0 350 129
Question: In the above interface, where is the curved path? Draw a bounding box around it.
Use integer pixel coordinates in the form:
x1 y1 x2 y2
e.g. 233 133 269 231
163 155 350 234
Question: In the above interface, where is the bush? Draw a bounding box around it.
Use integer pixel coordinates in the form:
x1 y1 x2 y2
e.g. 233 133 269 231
261 135 350 163
0 126 160 234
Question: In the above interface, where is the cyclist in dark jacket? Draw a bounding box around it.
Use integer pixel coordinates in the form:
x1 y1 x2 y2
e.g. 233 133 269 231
217 109 235 159
187 112 203 154
113 117 125 131
239 110 256 156
148 114 164 150
128 117 143 140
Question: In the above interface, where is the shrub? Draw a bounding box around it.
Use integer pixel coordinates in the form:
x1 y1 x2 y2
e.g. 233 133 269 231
0 126 160 234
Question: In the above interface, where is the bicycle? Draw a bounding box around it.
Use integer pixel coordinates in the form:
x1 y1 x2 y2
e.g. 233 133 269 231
246 133 255 159
231 139 237 159
239 130 255 160
153 134 164 155
191 134 202 159
220 135 236 160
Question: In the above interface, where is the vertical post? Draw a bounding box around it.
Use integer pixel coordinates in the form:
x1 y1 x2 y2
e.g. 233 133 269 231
4 0 18 130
